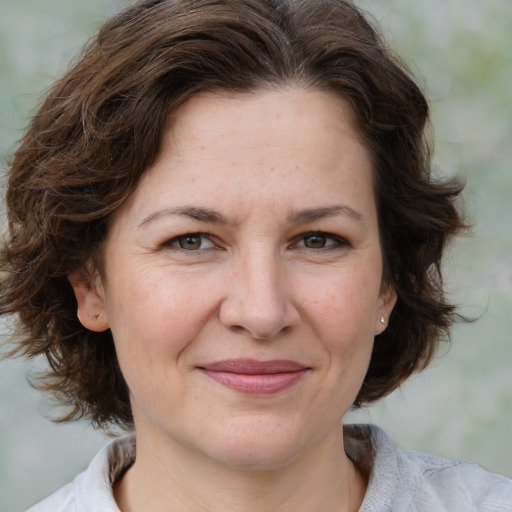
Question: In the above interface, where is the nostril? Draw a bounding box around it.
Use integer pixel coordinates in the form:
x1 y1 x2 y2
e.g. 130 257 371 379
219 306 297 340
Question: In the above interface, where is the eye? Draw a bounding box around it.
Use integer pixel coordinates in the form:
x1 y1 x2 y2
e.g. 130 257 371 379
294 231 348 250
302 233 329 249
166 233 216 251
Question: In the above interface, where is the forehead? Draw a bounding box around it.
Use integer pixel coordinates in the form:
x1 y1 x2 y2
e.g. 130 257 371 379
109 87 376 228
169 87 364 159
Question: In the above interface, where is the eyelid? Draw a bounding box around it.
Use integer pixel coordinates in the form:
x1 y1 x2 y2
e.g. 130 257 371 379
164 232 217 250
291 231 351 249
160 230 349 252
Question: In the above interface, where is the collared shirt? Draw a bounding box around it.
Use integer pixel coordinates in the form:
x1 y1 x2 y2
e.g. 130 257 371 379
26 424 512 511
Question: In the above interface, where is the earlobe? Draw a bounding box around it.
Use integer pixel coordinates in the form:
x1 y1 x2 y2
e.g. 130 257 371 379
67 264 109 332
375 283 397 335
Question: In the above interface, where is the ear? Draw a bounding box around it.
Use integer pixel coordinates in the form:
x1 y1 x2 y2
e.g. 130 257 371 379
374 281 397 335
67 263 110 332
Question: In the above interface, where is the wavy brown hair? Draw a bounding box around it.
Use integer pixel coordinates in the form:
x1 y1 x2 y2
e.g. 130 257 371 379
1 0 466 430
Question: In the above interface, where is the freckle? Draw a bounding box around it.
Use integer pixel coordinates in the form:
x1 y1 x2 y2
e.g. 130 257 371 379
200 146 205 151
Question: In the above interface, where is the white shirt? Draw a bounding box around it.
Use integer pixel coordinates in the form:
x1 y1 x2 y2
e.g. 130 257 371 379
26 424 512 511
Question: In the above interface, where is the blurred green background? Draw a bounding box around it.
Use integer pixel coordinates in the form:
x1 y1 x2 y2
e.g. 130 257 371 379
1 0 511 510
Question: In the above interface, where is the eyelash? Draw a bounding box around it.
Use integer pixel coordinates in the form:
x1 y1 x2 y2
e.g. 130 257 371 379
292 231 350 250
164 232 216 251
163 231 349 252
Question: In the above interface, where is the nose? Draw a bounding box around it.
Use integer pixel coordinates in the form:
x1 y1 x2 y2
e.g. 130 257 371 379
219 251 300 340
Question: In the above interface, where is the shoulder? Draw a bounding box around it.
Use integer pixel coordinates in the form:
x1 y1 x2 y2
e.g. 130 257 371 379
345 424 512 512
25 436 135 512
400 447 512 511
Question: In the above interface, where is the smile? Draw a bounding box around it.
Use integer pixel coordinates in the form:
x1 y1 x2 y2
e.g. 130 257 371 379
198 359 309 395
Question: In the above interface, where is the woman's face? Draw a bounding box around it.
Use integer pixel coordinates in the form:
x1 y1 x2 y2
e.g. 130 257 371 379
75 88 395 469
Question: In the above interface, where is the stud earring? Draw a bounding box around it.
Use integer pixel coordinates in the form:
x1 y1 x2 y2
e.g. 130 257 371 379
380 316 386 324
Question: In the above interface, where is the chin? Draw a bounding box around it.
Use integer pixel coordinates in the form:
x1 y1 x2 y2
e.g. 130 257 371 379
203 419 314 471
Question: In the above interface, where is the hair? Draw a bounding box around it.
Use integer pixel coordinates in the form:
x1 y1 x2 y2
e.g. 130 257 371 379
1 0 466 430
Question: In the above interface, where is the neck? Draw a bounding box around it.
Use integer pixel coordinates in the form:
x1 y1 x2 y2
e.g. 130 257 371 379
114 425 367 512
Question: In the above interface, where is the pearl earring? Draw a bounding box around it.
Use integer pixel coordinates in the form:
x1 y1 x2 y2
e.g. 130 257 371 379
380 316 386 324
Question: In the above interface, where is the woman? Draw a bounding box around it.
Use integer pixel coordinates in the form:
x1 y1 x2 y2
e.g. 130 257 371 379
1 0 511 510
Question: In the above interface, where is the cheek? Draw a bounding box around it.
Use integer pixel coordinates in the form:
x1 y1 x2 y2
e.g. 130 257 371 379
299 265 381 371
103 264 215 365
296 273 377 420
301 266 381 329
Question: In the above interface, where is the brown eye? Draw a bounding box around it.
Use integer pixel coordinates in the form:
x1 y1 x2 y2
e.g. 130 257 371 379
178 235 203 250
295 232 349 250
303 234 327 248
166 233 215 251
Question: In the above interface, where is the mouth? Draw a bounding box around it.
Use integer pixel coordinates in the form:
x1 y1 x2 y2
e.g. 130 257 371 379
198 359 310 395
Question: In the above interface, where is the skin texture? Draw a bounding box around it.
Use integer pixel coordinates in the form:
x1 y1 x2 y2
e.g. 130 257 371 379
70 87 396 512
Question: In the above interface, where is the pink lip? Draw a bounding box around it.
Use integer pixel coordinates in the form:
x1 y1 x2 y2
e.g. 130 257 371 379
199 359 309 395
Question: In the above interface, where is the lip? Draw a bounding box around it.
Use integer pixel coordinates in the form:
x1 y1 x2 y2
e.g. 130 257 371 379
198 359 309 395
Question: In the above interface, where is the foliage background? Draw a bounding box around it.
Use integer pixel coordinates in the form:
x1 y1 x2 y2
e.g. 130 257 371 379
0 0 510 509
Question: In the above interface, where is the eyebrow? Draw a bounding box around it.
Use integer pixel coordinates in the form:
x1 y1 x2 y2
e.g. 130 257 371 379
138 206 228 228
287 205 364 225
138 204 365 229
